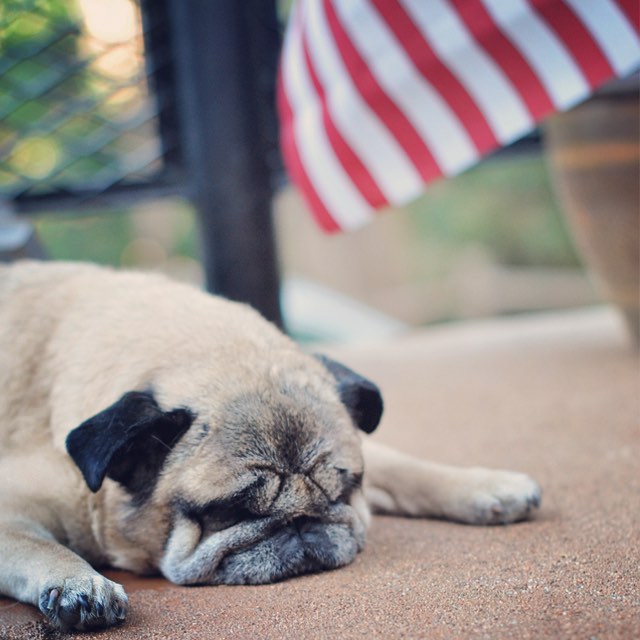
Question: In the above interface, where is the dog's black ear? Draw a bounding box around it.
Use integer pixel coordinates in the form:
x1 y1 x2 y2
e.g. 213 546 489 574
315 355 383 433
66 391 193 494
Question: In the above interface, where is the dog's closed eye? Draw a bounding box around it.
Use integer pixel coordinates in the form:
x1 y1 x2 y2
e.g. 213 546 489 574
176 495 259 536
190 504 252 535
174 473 276 532
334 468 363 502
174 464 362 538
306 465 363 505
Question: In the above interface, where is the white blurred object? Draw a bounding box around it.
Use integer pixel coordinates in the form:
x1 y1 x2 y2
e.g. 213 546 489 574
281 276 407 343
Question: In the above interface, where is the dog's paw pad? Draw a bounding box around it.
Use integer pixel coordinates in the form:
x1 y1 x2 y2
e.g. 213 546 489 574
455 468 542 525
39 575 128 630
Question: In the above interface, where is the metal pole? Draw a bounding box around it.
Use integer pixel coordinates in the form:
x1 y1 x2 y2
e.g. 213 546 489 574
165 0 283 326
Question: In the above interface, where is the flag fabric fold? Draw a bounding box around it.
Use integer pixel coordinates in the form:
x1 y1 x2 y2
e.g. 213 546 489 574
277 0 640 232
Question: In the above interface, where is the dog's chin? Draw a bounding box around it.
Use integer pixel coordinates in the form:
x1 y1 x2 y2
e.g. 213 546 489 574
214 518 363 585
160 503 367 586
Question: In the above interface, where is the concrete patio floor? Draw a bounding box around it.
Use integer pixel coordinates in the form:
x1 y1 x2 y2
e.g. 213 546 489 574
1 306 638 639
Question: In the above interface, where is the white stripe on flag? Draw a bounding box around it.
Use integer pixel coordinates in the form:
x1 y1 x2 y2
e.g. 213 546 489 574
335 0 479 177
282 8 373 230
482 0 590 111
565 0 640 76
401 0 533 145
305 0 423 205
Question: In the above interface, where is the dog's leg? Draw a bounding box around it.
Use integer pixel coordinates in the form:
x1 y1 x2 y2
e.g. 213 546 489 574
362 439 541 525
0 501 128 630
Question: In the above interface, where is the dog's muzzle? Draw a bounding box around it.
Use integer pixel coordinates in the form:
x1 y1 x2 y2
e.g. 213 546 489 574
160 502 366 585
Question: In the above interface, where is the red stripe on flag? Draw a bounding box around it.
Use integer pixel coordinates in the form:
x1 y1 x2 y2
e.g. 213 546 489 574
531 0 614 89
451 0 555 120
371 0 498 155
322 0 443 183
301 24 388 210
276 70 341 232
617 0 640 33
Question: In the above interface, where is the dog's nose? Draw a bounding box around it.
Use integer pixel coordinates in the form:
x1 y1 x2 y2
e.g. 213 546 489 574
273 473 328 519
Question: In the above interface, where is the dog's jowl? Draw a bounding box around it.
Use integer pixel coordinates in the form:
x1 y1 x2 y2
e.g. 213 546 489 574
0 261 541 630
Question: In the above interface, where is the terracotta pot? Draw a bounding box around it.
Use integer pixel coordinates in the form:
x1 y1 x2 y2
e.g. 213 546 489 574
544 84 639 344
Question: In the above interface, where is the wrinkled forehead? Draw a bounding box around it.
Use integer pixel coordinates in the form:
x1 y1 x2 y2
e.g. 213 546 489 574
169 382 359 483
215 387 361 470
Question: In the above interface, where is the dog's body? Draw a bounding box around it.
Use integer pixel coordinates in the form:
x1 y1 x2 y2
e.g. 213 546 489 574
0 261 540 630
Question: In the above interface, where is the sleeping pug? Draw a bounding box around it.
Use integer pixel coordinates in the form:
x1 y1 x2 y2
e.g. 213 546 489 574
0 261 540 630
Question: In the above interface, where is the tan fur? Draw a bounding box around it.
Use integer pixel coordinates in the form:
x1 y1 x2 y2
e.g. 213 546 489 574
0 261 540 631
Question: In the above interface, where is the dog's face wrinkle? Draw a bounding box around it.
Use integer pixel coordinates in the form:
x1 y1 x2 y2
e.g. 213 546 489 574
305 474 332 505
217 390 329 470
231 414 317 475
170 458 362 541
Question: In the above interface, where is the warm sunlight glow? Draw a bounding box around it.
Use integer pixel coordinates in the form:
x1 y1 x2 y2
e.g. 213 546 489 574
78 0 138 44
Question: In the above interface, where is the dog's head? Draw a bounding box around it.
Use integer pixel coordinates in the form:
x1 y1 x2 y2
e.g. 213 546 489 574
65 351 382 585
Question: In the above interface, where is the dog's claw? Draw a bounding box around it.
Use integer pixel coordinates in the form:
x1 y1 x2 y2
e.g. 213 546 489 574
46 589 59 611
39 576 128 630
77 593 90 610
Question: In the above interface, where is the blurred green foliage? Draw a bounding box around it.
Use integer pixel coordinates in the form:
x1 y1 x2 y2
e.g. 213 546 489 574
34 201 199 266
406 153 579 268
0 0 78 50
34 210 133 265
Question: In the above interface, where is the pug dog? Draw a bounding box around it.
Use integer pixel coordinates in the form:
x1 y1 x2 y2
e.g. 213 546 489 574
0 261 541 631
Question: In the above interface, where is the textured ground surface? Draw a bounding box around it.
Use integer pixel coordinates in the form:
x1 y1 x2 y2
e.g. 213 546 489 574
1 307 638 639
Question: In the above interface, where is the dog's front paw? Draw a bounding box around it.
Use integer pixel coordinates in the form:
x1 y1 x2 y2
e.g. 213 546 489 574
452 468 541 525
39 574 128 630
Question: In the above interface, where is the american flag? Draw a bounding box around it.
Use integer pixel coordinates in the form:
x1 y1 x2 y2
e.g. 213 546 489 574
277 0 640 232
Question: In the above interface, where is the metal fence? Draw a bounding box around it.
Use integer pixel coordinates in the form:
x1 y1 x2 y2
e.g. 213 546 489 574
0 0 283 324
0 0 183 210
